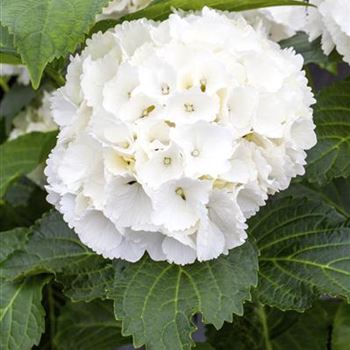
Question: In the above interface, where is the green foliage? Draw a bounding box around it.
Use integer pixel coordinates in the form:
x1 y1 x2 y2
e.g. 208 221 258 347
0 178 52 231
0 84 36 135
57 255 114 302
0 227 30 263
281 178 350 220
0 211 93 280
1 0 111 88
54 300 129 350
0 131 57 197
250 196 350 311
0 275 50 350
306 79 350 185
108 242 258 350
332 303 350 350
206 302 332 350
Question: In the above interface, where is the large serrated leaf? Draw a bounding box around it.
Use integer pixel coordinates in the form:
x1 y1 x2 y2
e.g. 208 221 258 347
0 275 50 350
0 227 30 263
92 0 309 33
279 178 350 220
0 131 57 197
1 0 111 88
0 210 93 280
250 197 350 311
207 302 330 350
54 300 129 350
57 255 114 302
306 80 350 185
108 241 258 350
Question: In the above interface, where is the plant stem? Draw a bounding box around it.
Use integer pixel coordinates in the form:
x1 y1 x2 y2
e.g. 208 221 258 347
47 284 56 349
257 303 273 350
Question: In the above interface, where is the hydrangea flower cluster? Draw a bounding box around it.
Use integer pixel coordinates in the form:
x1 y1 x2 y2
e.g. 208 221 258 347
97 0 152 20
305 0 350 64
46 8 316 265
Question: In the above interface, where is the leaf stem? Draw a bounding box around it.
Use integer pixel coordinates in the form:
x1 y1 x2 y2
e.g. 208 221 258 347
257 303 273 350
0 77 10 92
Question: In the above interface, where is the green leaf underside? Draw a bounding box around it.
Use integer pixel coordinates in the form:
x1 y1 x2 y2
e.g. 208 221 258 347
54 300 128 350
0 228 30 264
0 210 93 280
108 241 258 350
92 0 309 33
207 302 330 350
0 275 50 350
1 0 111 88
332 303 350 350
306 80 350 185
0 131 57 198
249 196 350 311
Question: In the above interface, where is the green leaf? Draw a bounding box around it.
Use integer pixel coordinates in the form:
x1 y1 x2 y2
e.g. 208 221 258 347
332 303 350 350
0 131 57 197
54 300 129 350
280 32 341 70
306 80 350 185
57 255 114 302
108 241 258 350
1 0 111 88
0 84 36 134
0 275 50 350
92 0 309 33
207 302 330 350
0 227 30 263
280 178 350 220
0 177 52 231
250 196 350 311
0 210 93 280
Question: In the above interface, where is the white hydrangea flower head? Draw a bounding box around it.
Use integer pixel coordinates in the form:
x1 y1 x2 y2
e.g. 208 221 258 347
46 7 316 265
97 0 152 20
305 0 350 64
0 64 31 85
10 92 58 187
243 5 307 41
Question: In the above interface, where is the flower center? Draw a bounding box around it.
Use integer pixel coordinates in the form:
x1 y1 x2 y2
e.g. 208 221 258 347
191 149 200 157
141 105 156 118
200 78 207 92
184 103 195 113
175 187 186 200
161 83 170 95
163 157 172 166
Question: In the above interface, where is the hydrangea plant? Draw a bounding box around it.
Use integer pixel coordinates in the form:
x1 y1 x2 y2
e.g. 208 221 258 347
0 1 349 350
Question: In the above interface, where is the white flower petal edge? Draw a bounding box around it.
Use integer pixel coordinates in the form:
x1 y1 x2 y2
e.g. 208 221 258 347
46 8 316 265
306 0 350 64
